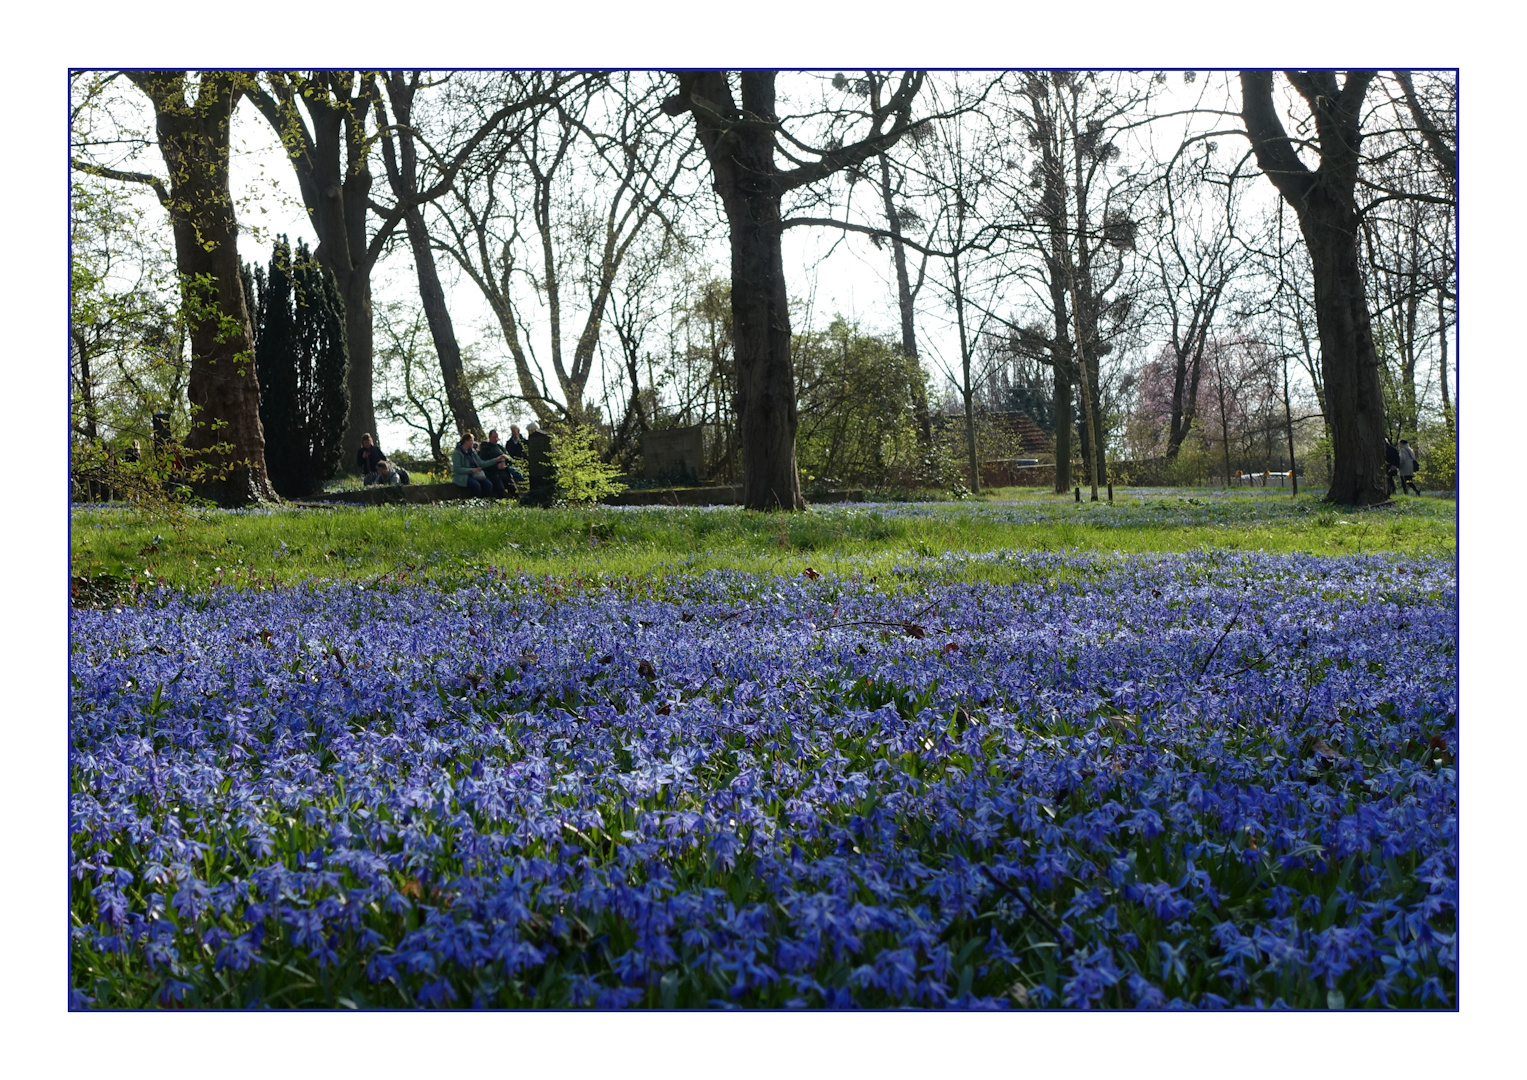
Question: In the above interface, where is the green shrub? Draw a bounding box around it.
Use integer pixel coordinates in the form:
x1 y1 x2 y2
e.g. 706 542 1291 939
1418 413 1456 492
549 427 626 507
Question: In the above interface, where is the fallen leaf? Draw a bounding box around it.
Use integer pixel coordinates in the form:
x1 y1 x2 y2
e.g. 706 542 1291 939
803 567 821 579
638 659 657 680
902 622 926 639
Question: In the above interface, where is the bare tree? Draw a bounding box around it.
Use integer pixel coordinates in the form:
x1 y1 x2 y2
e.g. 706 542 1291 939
1147 142 1251 462
437 72 693 429
985 71 1153 495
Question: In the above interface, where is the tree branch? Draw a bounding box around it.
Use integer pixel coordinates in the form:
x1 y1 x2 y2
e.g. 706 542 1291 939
71 159 171 210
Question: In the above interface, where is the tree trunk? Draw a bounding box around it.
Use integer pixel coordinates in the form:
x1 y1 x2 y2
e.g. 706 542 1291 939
729 194 804 510
951 248 980 492
878 152 932 446
403 203 482 438
132 71 275 506
666 70 923 511
380 74 483 440
1306 202 1389 503
672 72 803 511
1052 369 1073 493
336 267 377 457
1240 71 1386 506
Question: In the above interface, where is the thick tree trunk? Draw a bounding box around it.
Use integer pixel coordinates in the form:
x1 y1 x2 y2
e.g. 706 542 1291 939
1052 371 1073 493
673 72 803 511
1307 211 1389 503
667 70 922 510
729 199 804 510
133 71 275 506
1240 70 1386 506
335 267 377 458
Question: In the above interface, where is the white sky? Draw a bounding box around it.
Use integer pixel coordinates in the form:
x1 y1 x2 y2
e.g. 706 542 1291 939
11 3 1522 1076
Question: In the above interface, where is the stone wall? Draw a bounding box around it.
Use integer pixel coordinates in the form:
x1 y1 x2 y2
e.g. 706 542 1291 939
641 426 706 482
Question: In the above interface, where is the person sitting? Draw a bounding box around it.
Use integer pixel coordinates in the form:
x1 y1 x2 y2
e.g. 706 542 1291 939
477 428 524 495
365 457 405 486
451 433 493 497
356 433 387 477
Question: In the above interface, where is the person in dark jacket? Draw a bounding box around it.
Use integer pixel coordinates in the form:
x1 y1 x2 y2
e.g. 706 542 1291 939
451 433 492 497
506 424 527 463
357 434 386 477
1384 440 1401 496
477 428 524 495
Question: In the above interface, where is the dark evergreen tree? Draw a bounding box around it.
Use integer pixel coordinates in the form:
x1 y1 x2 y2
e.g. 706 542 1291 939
293 245 350 486
252 237 349 497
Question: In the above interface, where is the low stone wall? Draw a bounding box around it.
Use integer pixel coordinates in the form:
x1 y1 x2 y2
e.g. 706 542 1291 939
982 462 1056 488
316 482 477 506
311 483 869 509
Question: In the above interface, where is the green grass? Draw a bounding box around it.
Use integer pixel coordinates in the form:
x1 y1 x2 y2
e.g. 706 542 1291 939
70 487 1456 597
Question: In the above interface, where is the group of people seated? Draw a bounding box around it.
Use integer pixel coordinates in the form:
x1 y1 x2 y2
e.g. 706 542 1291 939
355 426 546 498
452 424 539 497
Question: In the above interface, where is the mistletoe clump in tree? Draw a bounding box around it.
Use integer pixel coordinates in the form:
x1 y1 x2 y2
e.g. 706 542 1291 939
248 238 349 498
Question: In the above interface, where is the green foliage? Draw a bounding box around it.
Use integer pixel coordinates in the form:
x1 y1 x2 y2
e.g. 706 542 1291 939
250 238 349 498
1417 411 1456 492
69 180 189 446
794 319 926 490
548 426 627 507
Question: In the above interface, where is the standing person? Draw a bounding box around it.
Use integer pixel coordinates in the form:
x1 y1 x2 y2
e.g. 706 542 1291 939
1384 439 1401 497
451 433 493 497
1397 439 1420 495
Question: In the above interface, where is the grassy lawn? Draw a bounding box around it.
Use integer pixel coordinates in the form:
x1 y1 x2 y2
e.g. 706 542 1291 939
70 487 1456 595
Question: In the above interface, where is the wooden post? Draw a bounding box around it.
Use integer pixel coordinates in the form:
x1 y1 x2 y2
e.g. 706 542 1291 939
1074 486 1081 503
1107 482 1113 502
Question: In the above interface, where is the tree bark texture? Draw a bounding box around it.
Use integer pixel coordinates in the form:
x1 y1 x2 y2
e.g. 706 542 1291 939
130 71 276 506
1046 275 1074 493
1241 71 1387 506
